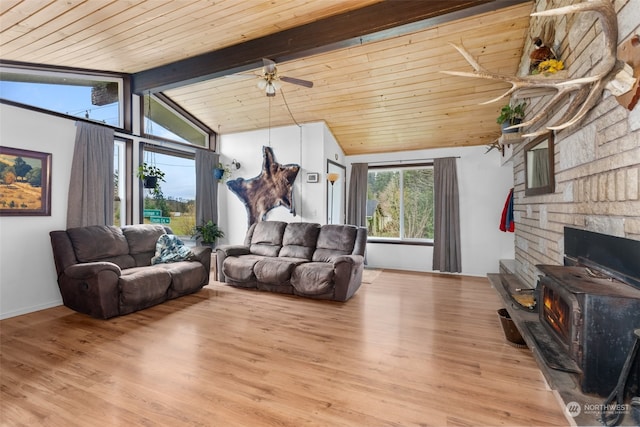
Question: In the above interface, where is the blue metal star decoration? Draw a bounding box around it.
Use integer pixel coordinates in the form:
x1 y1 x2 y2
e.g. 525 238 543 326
226 146 300 226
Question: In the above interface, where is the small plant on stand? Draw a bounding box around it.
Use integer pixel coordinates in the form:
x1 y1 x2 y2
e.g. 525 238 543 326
191 220 224 247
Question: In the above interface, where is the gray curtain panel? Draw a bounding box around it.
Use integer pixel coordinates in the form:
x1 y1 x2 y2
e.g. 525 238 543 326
432 157 461 273
195 149 219 226
347 163 368 227
67 122 115 228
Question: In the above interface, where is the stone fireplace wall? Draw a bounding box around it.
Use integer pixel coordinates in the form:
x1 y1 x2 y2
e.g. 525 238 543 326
510 0 639 286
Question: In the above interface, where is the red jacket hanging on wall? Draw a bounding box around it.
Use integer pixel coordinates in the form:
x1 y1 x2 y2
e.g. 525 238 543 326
500 188 515 232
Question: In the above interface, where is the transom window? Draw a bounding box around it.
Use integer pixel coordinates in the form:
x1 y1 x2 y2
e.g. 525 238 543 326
367 165 434 242
0 67 123 127
143 94 207 147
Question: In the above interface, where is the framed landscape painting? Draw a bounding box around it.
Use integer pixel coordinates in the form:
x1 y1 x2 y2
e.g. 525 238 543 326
0 146 52 216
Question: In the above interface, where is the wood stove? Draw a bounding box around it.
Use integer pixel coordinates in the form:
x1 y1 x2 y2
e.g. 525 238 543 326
529 227 640 397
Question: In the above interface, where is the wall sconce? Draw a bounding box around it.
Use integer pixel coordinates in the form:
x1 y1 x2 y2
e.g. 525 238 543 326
231 159 241 170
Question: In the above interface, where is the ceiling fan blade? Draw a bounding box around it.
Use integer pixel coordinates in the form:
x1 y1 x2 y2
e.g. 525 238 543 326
262 58 277 74
280 75 314 88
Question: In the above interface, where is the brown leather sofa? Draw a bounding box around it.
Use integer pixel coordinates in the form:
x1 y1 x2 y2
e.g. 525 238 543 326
215 221 367 301
49 224 211 319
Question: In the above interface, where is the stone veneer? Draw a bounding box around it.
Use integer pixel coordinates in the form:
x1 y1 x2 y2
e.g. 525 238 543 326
509 0 639 286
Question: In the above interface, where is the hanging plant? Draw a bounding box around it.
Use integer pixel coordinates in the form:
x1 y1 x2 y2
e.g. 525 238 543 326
213 162 231 181
137 162 166 194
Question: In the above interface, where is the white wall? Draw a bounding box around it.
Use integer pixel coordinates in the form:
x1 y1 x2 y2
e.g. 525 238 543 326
347 146 515 276
0 104 74 319
218 121 344 244
0 104 512 318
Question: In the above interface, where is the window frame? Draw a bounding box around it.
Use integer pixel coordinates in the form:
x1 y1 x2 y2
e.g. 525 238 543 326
113 138 133 226
367 162 434 246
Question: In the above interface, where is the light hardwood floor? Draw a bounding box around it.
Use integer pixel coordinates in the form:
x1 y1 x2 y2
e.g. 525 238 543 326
1 270 569 426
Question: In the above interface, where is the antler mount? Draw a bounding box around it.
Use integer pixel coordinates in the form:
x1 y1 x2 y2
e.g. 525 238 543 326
442 0 637 139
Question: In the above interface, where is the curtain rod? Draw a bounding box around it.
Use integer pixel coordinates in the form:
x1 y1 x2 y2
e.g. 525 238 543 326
366 156 460 165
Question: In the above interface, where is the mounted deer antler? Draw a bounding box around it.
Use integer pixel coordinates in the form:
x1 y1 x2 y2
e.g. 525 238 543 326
442 0 631 138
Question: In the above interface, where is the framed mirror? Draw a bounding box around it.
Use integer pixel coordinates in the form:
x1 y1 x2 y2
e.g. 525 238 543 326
326 160 346 224
525 132 555 196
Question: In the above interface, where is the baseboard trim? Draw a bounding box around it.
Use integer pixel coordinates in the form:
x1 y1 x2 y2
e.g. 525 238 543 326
0 299 62 320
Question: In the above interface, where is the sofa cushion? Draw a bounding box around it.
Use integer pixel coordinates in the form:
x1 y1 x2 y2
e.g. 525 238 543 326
123 224 168 266
312 225 357 262
290 262 335 296
223 255 264 282
254 258 304 285
119 266 171 306
249 221 287 257
156 261 207 296
279 222 320 260
67 225 135 268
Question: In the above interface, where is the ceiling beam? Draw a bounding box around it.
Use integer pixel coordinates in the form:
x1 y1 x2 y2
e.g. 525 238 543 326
131 0 530 94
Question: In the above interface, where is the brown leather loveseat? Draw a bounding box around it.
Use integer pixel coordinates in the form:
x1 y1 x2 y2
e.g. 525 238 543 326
50 224 211 319
215 221 367 301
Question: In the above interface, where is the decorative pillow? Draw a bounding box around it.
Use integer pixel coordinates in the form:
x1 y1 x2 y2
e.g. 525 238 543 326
151 234 194 265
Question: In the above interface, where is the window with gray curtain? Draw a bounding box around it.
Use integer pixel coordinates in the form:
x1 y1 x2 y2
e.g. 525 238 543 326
432 157 461 273
195 150 219 227
347 163 368 227
67 121 115 228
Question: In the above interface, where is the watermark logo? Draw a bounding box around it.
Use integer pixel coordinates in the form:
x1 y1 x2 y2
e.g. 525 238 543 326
564 401 630 418
565 401 581 417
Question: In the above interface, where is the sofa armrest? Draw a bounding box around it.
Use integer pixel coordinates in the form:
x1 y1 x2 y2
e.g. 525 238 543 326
215 245 250 282
331 254 365 301
330 254 362 266
190 246 212 270
64 262 121 279
59 262 122 319
217 245 251 256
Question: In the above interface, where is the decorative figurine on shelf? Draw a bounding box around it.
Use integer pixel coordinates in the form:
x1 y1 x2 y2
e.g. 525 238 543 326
529 37 557 72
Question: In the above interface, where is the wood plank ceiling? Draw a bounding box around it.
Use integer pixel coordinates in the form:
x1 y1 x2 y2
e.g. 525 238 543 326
0 0 534 155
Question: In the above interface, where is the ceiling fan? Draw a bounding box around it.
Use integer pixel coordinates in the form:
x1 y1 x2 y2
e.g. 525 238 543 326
256 58 313 97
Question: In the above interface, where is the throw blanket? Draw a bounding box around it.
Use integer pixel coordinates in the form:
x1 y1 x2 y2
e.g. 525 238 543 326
151 234 194 265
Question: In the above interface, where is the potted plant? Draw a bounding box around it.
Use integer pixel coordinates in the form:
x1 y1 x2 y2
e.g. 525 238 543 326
191 220 224 246
213 162 231 181
137 162 166 193
497 102 526 134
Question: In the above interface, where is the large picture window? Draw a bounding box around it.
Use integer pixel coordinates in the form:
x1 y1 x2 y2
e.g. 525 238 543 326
367 165 434 242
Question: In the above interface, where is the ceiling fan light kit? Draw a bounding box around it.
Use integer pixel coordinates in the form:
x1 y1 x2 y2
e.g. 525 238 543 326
266 81 279 97
256 58 312 97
